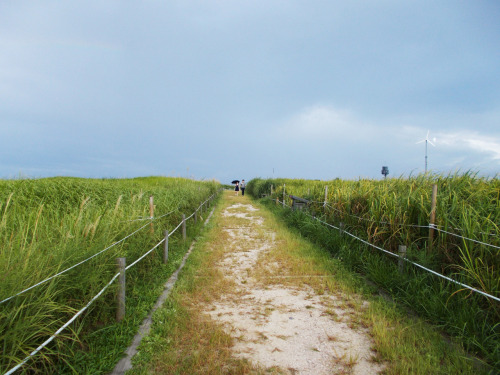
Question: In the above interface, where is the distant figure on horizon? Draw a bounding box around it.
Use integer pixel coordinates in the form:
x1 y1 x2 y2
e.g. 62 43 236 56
235 181 240 196
240 179 246 196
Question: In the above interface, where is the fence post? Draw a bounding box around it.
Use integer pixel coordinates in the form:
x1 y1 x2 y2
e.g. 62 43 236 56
324 186 328 212
428 184 438 251
398 245 407 273
163 230 169 263
149 195 154 234
339 222 344 236
271 184 273 196
116 257 126 322
182 214 186 241
194 208 198 225
283 184 286 207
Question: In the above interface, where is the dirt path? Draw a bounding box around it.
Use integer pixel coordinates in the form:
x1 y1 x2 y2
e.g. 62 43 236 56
201 198 385 374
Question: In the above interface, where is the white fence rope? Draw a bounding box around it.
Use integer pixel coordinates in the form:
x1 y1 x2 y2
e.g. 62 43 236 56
125 239 165 271
431 223 499 238
154 210 177 220
3 191 220 374
282 196 499 250
430 224 500 250
322 202 499 234
4 272 121 375
0 222 151 305
323 202 428 228
267 196 500 303
169 220 184 237
1 194 216 306
315 217 500 303
126 209 178 222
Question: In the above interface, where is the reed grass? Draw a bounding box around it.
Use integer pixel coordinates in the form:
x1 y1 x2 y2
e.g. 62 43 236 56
130 191 483 374
0 176 220 374
248 173 499 371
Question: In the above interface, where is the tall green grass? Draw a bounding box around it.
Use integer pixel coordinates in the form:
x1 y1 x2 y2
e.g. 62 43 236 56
0 176 220 374
248 173 499 370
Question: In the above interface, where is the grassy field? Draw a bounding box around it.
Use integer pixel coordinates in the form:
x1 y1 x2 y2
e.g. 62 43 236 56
0 176 220 374
247 173 499 371
129 191 486 374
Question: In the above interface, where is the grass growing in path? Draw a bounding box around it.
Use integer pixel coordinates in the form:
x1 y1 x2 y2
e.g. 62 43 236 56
129 191 486 374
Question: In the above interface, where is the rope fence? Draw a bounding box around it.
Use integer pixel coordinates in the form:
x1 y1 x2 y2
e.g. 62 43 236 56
0 221 151 305
125 209 178 222
125 238 165 271
283 194 499 250
430 224 500 250
269 196 500 303
0 198 215 307
4 272 121 375
313 216 500 303
3 191 220 375
315 201 499 240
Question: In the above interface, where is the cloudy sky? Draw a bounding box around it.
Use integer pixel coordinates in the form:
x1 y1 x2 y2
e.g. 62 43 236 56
1 1 499 182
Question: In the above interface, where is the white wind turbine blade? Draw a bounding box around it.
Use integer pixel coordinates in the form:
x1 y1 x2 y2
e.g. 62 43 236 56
416 130 430 144
427 131 436 147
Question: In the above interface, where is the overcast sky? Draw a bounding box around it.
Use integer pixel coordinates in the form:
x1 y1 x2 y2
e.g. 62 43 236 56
1 1 499 183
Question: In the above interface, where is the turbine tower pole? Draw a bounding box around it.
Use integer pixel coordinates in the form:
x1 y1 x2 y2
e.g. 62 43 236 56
425 139 428 174
417 130 435 175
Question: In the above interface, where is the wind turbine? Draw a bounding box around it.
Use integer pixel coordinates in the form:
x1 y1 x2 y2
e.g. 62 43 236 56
416 130 436 174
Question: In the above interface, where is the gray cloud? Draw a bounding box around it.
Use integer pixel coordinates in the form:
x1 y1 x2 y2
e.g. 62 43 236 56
1 1 499 181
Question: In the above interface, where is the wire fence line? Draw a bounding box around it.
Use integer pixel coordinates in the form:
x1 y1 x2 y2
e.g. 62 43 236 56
1 196 215 306
4 272 121 375
125 209 178 222
125 238 165 271
3 191 220 375
300 198 499 250
320 201 499 236
430 224 500 250
314 217 500 303
270 197 500 303
309 198 498 234
0 221 151 305
321 202 430 229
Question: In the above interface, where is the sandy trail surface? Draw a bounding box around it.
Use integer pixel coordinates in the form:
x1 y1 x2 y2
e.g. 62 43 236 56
202 202 385 374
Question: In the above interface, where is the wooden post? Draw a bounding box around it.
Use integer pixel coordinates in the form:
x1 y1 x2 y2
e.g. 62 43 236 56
398 245 407 273
324 186 328 212
271 184 273 196
283 184 286 207
182 214 186 241
428 184 438 250
194 208 198 225
339 222 344 236
163 230 169 263
116 257 126 322
149 195 154 234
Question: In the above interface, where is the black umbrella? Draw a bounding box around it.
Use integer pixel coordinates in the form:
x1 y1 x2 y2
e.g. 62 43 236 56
231 180 240 184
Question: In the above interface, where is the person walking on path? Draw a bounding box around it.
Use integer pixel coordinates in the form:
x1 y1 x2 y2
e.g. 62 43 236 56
234 181 240 196
240 179 246 196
